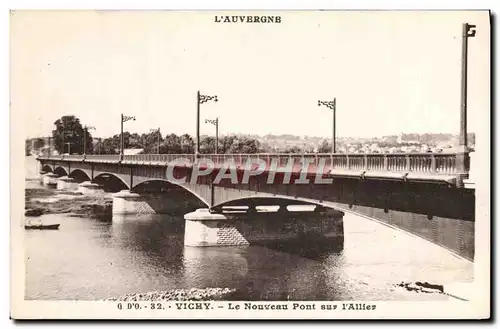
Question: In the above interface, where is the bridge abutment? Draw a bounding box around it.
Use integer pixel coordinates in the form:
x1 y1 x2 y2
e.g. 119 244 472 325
183 207 344 248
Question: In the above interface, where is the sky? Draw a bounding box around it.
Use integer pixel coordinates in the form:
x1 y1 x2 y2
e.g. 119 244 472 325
10 10 490 139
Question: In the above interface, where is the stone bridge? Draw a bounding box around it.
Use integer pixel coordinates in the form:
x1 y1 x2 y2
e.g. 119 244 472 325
36 153 475 260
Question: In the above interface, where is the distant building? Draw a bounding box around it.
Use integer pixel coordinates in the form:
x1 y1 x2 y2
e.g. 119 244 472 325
397 133 420 145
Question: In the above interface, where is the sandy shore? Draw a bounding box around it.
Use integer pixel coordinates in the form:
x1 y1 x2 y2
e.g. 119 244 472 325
107 288 236 301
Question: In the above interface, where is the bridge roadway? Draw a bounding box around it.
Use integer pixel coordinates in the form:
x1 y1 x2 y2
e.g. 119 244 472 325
36 153 475 261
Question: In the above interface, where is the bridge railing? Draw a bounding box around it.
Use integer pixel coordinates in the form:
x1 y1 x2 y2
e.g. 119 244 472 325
87 154 121 162
37 152 462 174
122 154 196 163
196 153 460 174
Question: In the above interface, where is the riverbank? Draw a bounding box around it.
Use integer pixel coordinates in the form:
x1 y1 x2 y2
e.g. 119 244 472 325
25 187 112 219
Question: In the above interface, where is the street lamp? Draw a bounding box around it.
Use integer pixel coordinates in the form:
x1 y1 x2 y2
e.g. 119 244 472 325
205 118 219 154
63 131 74 154
457 22 476 175
196 91 218 157
47 136 52 156
83 125 96 155
150 128 161 154
318 98 337 153
121 114 136 160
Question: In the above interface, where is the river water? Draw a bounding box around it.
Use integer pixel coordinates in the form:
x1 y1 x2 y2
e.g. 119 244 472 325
24 156 473 301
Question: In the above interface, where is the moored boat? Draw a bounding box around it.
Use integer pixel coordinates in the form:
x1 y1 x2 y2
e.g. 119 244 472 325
24 224 60 230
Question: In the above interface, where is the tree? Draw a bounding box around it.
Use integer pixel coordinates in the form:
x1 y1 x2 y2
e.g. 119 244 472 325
281 145 303 154
161 134 182 154
318 140 331 153
220 135 237 154
97 137 119 154
52 115 93 154
199 136 216 154
25 139 31 156
33 138 46 150
179 134 194 154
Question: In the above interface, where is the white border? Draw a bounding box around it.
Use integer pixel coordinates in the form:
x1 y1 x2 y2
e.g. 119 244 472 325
3 0 496 326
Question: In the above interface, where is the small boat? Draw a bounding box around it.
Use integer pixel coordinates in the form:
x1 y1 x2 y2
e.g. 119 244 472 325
24 224 60 230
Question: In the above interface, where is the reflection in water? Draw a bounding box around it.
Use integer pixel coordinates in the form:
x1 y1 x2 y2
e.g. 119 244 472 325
182 247 248 290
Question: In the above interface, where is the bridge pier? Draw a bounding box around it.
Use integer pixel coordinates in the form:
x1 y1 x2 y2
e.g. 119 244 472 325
183 207 345 248
56 176 79 190
42 173 59 186
78 181 104 195
111 189 203 216
111 190 152 215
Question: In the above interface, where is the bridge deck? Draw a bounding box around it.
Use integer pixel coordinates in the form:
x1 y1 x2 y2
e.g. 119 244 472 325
37 153 466 185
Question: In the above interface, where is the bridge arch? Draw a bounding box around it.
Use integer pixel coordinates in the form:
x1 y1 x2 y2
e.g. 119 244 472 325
93 172 130 192
68 168 92 182
53 166 69 177
41 164 53 173
131 179 210 207
212 195 328 211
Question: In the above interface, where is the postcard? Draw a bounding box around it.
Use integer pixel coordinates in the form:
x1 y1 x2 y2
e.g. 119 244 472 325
10 10 491 320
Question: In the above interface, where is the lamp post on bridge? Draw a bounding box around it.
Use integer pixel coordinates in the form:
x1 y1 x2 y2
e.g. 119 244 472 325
318 98 337 153
457 22 476 176
65 142 72 154
62 131 74 154
150 128 161 154
120 114 136 160
196 91 218 157
205 118 219 154
83 125 96 156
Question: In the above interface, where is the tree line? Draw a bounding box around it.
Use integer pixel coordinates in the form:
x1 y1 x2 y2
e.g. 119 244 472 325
30 115 266 155
95 132 264 154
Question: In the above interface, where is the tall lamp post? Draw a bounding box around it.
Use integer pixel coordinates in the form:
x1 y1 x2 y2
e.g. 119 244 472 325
65 142 72 154
121 114 136 160
47 136 52 156
318 98 337 153
150 128 161 154
63 131 73 154
83 125 96 156
196 91 218 158
205 118 219 154
457 22 476 176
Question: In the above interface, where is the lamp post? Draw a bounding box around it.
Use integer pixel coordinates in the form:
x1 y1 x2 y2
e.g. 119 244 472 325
150 128 161 154
205 118 219 154
62 131 73 154
83 125 96 155
65 142 72 154
457 23 476 176
318 98 337 153
121 114 136 160
196 91 218 157
48 136 51 156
